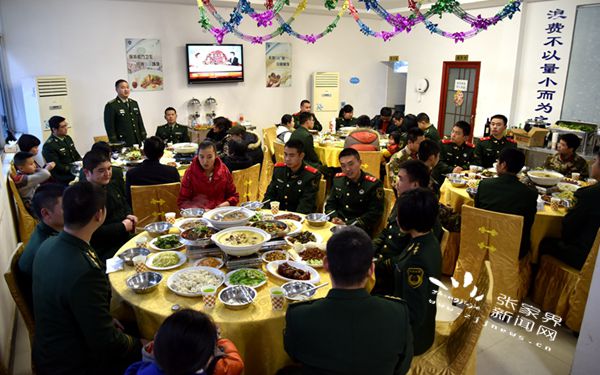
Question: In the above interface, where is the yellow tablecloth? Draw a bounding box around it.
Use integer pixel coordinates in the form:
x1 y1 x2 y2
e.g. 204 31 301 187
109 214 335 375
315 143 345 167
439 180 564 262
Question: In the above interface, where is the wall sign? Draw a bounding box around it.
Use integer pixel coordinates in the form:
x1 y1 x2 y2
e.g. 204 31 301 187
125 39 163 91
350 77 360 85
454 79 468 91
265 42 292 88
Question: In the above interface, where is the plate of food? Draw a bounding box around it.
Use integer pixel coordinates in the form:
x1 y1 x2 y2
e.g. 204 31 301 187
284 231 322 246
175 218 211 231
279 219 302 236
266 260 320 284
557 182 580 193
212 226 271 256
250 220 289 238
194 256 225 269
180 224 218 247
145 251 187 270
167 266 225 297
149 234 185 251
121 149 144 164
297 243 326 268
274 213 305 223
249 211 265 223
224 268 268 288
203 207 254 229
261 250 289 263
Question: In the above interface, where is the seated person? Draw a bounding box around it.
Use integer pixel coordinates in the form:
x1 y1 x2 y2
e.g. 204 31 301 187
11 151 52 212
42 115 81 185
388 127 425 186
356 114 371 128
83 151 137 260
18 183 64 305
284 226 413 374
263 139 321 214
335 104 357 130
289 112 322 170
475 148 537 259
440 120 475 173
227 125 263 166
292 99 322 131
206 116 232 154
371 107 397 135
155 107 190 144
540 151 600 270
221 140 254 172
474 114 516 168
125 136 181 203
32 181 142 374
382 131 402 163
277 114 294 143
392 111 405 132
417 112 440 145
543 133 589 179
418 139 443 196
178 140 239 209
325 148 384 235
393 187 442 355
17 133 45 169
125 309 244 375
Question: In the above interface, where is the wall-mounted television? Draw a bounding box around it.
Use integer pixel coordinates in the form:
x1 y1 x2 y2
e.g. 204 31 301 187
186 44 244 84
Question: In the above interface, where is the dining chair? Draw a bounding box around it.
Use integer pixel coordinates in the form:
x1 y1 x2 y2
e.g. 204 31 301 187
232 163 261 203
263 126 277 157
4 243 35 348
258 145 274 201
130 182 181 227
315 178 327 212
357 150 382 180
6 175 38 246
373 188 396 236
273 141 285 164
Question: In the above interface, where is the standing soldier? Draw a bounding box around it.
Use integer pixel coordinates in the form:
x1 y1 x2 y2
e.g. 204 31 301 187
325 148 384 235
473 114 516 168
155 107 190 144
440 120 475 173
42 116 82 185
104 79 147 147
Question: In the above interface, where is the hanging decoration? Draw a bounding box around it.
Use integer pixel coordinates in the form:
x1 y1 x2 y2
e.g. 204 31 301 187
195 0 521 44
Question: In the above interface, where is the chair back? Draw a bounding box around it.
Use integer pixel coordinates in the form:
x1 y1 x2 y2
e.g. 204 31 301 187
3 243 35 346
358 150 382 180
373 188 396 236
384 162 392 189
316 178 327 212
6 176 38 246
263 126 277 156
273 141 285 164
453 205 523 312
258 145 274 200
440 227 450 258
344 128 380 151
93 135 109 143
130 182 181 227
565 228 600 331
232 164 261 203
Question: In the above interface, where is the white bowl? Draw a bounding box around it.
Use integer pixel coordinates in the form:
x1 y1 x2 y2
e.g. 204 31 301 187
203 207 254 229
527 170 564 187
211 226 271 256
167 266 225 297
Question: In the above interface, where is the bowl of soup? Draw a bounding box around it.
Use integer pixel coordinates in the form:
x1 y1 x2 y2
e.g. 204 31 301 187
211 226 271 256
203 207 254 229
527 170 564 187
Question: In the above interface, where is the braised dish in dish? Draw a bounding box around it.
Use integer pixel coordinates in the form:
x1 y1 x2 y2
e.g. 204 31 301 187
181 225 217 240
277 262 311 280
251 220 288 238
286 231 316 244
300 247 326 267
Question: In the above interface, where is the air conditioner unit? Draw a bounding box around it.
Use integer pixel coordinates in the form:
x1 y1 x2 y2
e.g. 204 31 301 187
312 72 339 127
22 76 72 141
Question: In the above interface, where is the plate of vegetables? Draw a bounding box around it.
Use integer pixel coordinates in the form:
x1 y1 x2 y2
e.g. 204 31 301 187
284 231 322 246
224 268 268 288
149 234 185 251
145 251 187 270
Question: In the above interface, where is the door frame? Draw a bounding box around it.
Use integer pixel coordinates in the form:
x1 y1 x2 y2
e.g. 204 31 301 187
437 61 481 141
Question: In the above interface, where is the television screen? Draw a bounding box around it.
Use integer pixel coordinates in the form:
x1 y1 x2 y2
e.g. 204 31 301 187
186 44 244 83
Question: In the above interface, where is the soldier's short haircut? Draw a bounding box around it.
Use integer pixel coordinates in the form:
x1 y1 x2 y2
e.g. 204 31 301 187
380 107 392 117
454 120 471 136
398 160 430 188
281 114 292 126
90 141 111 158
83 150 110 172
213 116 232 132
284 139 304 154
356 115 371 127
13 152 34 167
115 79 128 89
392 111 404 121
63 181 106 229
32 183 65 220
144 136 165 161
339 147 360 161
300 99 311 107
418 139 440 162
326 226 374 287
403 114 418 130
389 131 401 145
198 140 217 153
559 133 581 151
407 127 425 143
491 114 508 127
498 147 525 174
48 116 65 130
416 112 430 124
164 107 176 114
17 134 40 153
397 187 438 233
298 112 313 125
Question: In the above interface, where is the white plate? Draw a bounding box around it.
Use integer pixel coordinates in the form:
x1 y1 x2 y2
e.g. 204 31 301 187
149 234 185 252
284 232 323 247
274 213 306 223
557 182 580 192
145 251 187 271
279 220 302 236
296 242 326 268
261 250 290 263
167 266 225 297
193 257 225 269
266 260 320 284
174 218 213 231
224 268 268 288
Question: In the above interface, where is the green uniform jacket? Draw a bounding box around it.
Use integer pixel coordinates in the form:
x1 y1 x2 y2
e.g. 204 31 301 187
104 97 147 147
475 173 538 259
293 112 323 131
473 136 517 168
284 288 413 375
32 232 141 374
335 117 357 131
423 125 441 145
440 139 475 172
393 231 441 356
263 162 321 214
42 134 81 184
543 153 590 179
325 171 384 235
289 126 322 169
155 123 190 144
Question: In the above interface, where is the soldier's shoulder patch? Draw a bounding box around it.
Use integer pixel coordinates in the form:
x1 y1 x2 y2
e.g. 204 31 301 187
507 137 517 143
304 165 318 174
274 162 286 168
83 249 102 270
335 172 346 178
442 139 453 144
479 136 491 141
465 142 475 148
107 98 117 104
364 174 377 183
407 267 424 288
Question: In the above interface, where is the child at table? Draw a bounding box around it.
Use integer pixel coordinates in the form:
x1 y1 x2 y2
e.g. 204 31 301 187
124 309 244 375
11 151 53 213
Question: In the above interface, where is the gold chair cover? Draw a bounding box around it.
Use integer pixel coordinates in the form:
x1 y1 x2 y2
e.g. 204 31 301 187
358 150 382 180
442 232 460 276
6 176 38 246
409 260 494 375
263 126 277 157
533 229 600 332
130 182 181 226
384 162 392 189
93 135 109 143
273 141 285 164
232 164 261 204
258 145 274 201
316 178 327 212
374 188 396 236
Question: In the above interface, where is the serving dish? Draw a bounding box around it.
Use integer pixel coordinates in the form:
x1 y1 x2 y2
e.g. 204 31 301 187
145 251 187 271
167 266 225 297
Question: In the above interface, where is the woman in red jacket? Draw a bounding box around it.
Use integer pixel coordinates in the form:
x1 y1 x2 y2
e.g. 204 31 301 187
178 140 239 209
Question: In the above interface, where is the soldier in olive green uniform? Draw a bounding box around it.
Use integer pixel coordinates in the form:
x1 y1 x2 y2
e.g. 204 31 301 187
42 116 81 184
417 113 441 145
263 162 321 214
543 133 590 179
104 79 147 147
440 139 475 172
292 99 323 131
289 113 323 170
473 114 516 168
155 107 190 144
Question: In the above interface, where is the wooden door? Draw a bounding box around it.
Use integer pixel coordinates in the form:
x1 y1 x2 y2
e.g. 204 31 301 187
438 62 480 140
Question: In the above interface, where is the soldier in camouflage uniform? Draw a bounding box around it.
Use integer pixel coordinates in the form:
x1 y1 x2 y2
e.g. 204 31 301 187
473 114 516 168
439 120 475 174
543 133 590 179
387 127 425 186
325 148 384 235
42 116 81 184
155 107 190 144
104 79 147 147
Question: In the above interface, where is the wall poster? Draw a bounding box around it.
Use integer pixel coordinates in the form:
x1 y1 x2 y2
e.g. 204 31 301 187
125 38 164 91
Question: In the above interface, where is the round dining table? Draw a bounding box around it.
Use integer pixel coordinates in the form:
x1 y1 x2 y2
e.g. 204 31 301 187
109 212 335 375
